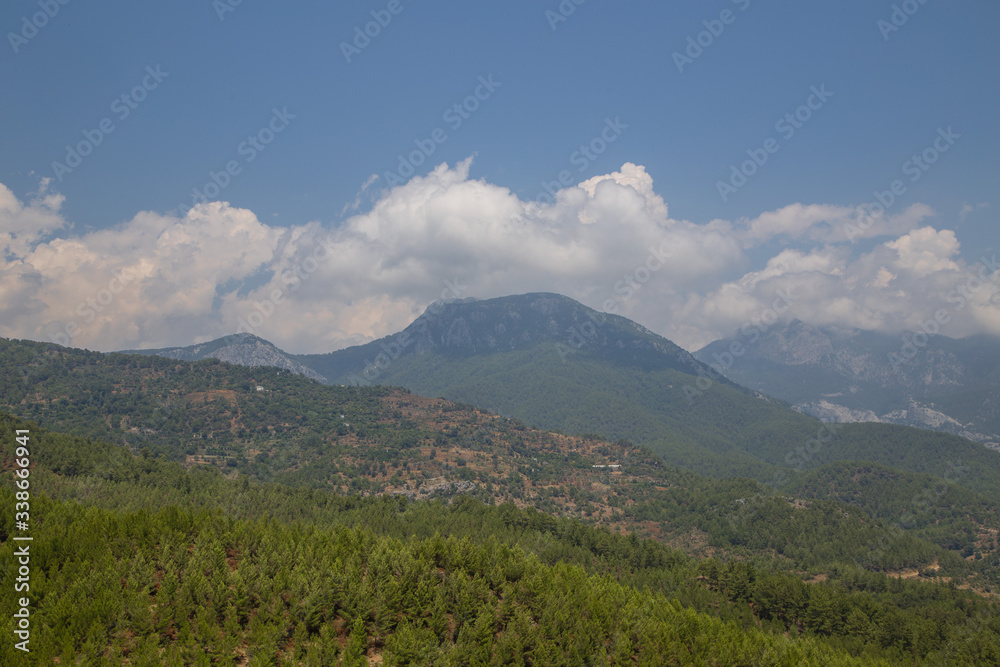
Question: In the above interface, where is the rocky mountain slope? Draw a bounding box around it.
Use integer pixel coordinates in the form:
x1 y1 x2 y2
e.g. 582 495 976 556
125 332 328 383
695 320 1000 449
291 292 711 382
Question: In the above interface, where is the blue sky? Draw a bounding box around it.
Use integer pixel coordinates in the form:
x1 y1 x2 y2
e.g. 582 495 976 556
1 0 998 352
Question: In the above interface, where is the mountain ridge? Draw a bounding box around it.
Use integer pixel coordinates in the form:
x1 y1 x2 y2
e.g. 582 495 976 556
695 319 1000 448
293 292 715 385
123 331 328 383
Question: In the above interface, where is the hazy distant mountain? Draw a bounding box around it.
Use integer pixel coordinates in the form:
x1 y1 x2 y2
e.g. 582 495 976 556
287 293 1000 484
125 332 328 383
695 320 1000 449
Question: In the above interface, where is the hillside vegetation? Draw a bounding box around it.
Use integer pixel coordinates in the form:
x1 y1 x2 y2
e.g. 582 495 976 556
3 411 1000 664
3 338 1000 580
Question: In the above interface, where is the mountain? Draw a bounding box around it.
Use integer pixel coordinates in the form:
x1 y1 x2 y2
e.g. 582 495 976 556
0 336 772 547
5 337 1000 662
293 292 713 381
285 293 815 478
695 320 1000 449
124 332 328 383
288 293 1000 488
116 293 1000 487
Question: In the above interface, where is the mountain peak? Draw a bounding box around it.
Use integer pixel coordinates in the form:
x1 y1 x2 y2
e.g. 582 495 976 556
125 332 328 383
287 292 719 395
393 292 692 365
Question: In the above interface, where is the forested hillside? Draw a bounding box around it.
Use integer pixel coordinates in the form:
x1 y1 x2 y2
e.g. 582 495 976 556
3 338 1000 580
2 411 1000 664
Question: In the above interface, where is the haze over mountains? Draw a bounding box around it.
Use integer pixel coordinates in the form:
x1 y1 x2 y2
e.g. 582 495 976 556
696 320 1000 450
6 1 999 661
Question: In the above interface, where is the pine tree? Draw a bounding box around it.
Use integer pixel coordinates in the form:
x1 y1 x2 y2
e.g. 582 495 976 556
342 618 368 667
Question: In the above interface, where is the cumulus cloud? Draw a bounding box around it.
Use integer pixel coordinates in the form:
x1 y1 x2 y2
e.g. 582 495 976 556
0 160 997 354
0 179 67 259
1 201 282 349
737 201 934 245
885 226 961 276
686 226 999 349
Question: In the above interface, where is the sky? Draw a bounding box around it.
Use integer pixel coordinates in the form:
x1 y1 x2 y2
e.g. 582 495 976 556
1 0 998 354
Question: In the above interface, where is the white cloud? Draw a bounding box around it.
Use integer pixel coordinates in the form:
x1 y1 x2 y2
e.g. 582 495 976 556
885 226 960 276
0 161 997 354
685 226 998 349
738 201 934 245
741 203 851 243
0 180 67 260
